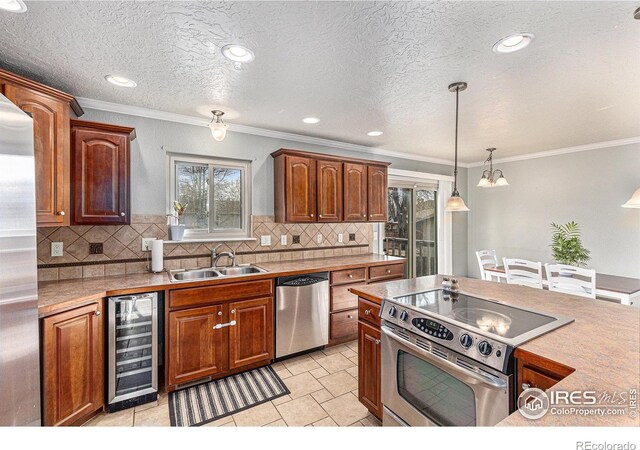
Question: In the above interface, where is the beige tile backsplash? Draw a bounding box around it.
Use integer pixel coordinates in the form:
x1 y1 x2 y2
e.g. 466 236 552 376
37 215 374 281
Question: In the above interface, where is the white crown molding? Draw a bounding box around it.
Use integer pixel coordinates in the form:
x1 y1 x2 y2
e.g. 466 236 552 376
466 137 640 168
77 97 464 168
388 168 454 183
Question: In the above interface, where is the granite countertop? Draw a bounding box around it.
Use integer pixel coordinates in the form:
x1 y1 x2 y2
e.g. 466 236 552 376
350 276 640 427
37 253 405 317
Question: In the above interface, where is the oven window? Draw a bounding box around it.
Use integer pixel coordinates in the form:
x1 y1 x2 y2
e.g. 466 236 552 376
397 350 476 426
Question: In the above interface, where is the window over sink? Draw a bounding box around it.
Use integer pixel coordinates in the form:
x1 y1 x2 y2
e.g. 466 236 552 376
167 153 252 240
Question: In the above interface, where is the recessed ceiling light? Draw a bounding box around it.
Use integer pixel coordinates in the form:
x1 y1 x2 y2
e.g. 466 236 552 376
492 33 535 54
105 75 137 88
0 0 27 13
302 117 320 124
221 44 255 63
367 131 383 137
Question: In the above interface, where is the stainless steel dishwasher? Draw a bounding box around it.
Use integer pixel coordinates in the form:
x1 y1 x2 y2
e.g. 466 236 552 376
275 272 329 359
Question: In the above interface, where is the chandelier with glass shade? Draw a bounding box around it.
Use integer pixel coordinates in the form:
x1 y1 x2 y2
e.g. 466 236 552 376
477 148 509 187
209 110 228 142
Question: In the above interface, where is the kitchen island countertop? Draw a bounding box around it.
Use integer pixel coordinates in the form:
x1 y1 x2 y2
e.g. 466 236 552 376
349 275 640 427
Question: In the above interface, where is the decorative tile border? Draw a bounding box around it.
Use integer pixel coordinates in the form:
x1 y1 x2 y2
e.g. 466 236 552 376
37 215 373 281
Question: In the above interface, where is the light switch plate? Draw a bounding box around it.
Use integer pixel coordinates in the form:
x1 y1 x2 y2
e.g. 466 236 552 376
373 231 379 241
338 233 344 243
261 235 271 246
316 234 322 244
51 242 63 257
141 238 156 251
280 235 287 245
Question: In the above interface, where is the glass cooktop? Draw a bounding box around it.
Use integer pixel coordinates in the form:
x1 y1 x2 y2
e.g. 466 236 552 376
392 289 556 339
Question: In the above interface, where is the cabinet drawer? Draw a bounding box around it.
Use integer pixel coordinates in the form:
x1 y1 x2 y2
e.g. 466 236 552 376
368 264 404 281
331 284 363 312
358 298 381 327
331 267 366 285
330 309 358 342
169 279 273 309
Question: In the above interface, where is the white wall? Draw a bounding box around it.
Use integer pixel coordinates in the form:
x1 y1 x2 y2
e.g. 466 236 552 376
466 143 640 278
81 108 469 275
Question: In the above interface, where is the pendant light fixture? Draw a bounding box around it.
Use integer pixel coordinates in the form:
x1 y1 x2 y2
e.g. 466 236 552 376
622 188 640 208
477 148 509 187
209 110 228 142
445 82 470 212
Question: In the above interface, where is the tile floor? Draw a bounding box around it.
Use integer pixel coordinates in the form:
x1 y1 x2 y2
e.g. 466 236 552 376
85 340 382 427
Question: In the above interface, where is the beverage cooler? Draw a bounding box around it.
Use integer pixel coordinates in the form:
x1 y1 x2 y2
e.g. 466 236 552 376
108 292 161 412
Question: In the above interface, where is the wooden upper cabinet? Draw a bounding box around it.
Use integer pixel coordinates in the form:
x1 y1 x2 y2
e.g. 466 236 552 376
228 297 274 369
317 160 343 222
42 302 104 426
0 68 83 227
274 153 317 222
367 165 388 222
71 120 135 225
272 149 389 223
168 304 228 386
343 163 368 222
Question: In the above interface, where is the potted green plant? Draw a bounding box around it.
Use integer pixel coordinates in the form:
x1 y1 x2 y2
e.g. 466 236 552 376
168 201 188 241
550 221 590 268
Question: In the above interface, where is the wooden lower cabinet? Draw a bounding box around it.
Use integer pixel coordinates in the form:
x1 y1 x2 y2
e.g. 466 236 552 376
358 320 382 419
42 302 104 426
168 304 228 386
229 297 273 369
515 348 574 397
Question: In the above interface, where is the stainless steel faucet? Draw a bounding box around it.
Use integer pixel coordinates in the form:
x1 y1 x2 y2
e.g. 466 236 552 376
211 244 236 267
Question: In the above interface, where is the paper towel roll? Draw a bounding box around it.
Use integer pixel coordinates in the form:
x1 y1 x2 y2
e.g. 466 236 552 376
151 239 164 273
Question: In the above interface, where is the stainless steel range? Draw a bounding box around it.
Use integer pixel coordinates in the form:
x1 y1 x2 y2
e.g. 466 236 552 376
380 289 573 427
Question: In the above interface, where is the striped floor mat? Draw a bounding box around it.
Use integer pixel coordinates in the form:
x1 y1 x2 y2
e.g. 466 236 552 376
168 365 290 427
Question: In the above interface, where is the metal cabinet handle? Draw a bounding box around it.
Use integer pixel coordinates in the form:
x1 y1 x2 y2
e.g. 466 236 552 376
213 320 236 329
347 315 353 319
386 269 391 273
521 383 531 391
217 311 222 316
120 212 125 217
58 211 65 216
362 214 366 218
319 214 322 218
94 310 101 316
348 274 353 278
310 214 314 218
364 309 371 315
375 339 380 345
231 309 235 314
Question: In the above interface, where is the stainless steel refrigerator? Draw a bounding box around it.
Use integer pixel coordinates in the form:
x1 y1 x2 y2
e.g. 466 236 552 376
0 93 41 426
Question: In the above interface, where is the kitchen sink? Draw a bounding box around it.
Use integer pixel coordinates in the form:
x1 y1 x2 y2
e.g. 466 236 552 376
169 265 267 282
216 266 267 276
170 269 222 281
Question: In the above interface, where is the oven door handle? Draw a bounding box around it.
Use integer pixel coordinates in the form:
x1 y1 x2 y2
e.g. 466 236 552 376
381 325 508 390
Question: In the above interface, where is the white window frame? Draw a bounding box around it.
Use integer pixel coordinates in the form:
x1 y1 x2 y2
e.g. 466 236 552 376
374 168 453 276
167 152 252 241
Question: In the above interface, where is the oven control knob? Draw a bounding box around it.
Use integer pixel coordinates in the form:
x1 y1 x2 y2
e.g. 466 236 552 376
478 341 493 356
459 334 473 349
388 306 397 317
399 310 409 321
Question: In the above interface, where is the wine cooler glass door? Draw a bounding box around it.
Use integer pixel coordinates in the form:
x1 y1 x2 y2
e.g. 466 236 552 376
108 293 158 404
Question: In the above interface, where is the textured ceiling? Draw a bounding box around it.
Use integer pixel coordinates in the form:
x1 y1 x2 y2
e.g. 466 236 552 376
0 1 638 163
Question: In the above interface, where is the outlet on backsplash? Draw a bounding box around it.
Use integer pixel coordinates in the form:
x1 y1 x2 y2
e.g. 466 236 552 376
50 242 63 257
89 243 103 255
349 233 356 242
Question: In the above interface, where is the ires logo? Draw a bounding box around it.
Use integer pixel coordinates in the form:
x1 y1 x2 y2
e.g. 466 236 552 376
518 388 635 420
548 390 598 405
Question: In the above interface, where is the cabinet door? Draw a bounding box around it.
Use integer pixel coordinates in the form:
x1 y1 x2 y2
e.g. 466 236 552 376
168 305 228 386
4 83 70 226
42 302 104 426
285 155 316 222
358 321 382 419
72 127 129 224
229 297 274 369
367 165 388 222
343 163 367 222
317 160 342 222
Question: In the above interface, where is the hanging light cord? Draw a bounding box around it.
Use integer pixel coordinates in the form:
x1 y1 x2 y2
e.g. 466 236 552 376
453 86 460 195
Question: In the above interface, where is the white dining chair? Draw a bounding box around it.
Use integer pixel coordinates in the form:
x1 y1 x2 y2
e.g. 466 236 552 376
503 258 543 289
545 264 596 299
476 250 499 281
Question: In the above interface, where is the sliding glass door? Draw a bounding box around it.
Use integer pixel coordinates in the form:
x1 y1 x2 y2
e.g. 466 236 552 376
384 185 438 278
